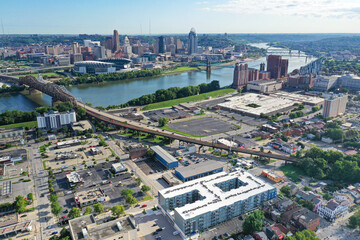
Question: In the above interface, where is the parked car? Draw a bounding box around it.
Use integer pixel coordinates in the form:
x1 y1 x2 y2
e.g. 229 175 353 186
141 204 147 208
173 231 179 235
51 232 58 235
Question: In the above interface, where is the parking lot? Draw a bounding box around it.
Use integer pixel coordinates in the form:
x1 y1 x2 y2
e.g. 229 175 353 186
215 110 267 126
134 210 182 240
136 159 167 175
53 161 145 213
167 118 237 136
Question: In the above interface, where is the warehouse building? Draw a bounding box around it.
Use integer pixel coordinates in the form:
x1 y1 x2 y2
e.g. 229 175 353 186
175 160 223 182
158 169 277 237
150 145 178 169
74 188 107 207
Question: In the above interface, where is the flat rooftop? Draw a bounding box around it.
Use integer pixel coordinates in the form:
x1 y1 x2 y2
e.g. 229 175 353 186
74 188 105 203
150 145 178 164
71 120 92 131
271 91 324 105
57 139 80 146
0 213 18 228
176 160 224 179
159 168 275 220
217 93 296 117
69 215 136 240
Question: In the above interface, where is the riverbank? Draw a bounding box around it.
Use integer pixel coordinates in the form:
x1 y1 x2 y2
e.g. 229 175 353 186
142 88 236 111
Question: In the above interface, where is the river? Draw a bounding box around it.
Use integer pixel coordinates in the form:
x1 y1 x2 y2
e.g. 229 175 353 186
0 43 313 112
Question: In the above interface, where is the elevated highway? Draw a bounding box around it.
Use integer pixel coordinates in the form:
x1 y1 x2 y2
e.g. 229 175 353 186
0 74 298 163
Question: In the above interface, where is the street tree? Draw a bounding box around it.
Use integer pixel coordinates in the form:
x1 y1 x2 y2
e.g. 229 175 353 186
68 207 81 219
141 185 151 192
242 210 265 235
93 203 104 214
111 205 125 218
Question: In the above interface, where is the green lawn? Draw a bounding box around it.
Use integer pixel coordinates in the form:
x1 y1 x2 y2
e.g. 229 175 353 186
279 164 305 184
14 72 63 78
0 121 37 129
142 88 235 111
162 126 204 138
165 66 199 74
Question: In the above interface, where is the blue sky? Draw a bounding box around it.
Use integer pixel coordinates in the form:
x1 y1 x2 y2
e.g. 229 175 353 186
1 0 360 34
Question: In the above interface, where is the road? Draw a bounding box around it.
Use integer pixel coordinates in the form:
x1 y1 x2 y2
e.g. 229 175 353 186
27 142 61 240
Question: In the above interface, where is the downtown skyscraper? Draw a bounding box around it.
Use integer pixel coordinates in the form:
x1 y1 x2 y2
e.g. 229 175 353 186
188 27 198 55
112 29 120 53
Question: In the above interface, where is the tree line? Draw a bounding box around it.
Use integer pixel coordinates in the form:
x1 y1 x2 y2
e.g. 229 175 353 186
0 102 74 126
56 69 162 86
0 84 25 94
101 80 220 110
294 146 360 183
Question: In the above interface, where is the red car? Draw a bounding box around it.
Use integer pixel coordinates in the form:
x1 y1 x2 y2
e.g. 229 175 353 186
141 204 147 208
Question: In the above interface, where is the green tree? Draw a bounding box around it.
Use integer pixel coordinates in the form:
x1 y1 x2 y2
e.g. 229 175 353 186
280 185 292 198
84 206 92 215
288 229 320 240
158 117 169 127
121 189 135 197
111 205 125 218
141 185 151 192
49 194 59 203
135 177 142 186
126 195 138 205
99 140 107 146
51 202 62 216
27 193 34 202
14 196 27 213
93 203 104 214
68 207 81 219
304 185 312 191
242 210 264 235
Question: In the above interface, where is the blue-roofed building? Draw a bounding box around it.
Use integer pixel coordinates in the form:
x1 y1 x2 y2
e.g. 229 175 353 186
150 145 178 169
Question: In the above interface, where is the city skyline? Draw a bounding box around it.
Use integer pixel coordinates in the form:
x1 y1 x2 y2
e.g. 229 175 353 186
1 0 360 34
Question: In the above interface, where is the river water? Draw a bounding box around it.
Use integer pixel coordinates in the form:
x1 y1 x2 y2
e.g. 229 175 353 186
0 43 313 112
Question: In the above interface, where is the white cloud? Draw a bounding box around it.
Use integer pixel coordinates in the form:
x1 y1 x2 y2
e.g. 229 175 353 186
203 0 360 18
196 1 209 5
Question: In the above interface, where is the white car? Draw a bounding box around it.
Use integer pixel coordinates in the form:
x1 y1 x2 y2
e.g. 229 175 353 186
173 231 179 236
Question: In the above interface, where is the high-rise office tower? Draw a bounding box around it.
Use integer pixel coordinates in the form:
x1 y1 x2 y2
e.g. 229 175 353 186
267 55 282 79
123 36 132 57
156 36 166 54
233 63 249 89
260 63 265 72
72 42 80 54
188 27 198 55
280 59 289 77
104 37 113 50
176 39 183 52
112 29 120 53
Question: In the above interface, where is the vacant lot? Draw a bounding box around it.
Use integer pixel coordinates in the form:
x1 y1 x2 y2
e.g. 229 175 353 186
166 117 237 136
279 164 305 184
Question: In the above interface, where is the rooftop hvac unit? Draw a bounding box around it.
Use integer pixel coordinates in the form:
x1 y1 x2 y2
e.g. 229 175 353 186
82 228 89 238
117 221 123 231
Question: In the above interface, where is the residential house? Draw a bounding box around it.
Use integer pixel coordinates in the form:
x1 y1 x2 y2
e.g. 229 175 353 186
253 231 269 240
281 207 320 232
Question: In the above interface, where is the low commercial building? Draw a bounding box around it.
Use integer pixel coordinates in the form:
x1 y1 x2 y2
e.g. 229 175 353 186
112 162 126 173
175 160 224 182
175 145 196 156
0 127 24 140
317 199 349 222
158 169 277 237
162 172 182 186
37 110 77 130
0 181 11 196
150 145 178 169
288 74 315 89
0 213 32 239
74 188 107 207
313 75 339 91
217 93 296 117
90 147 102 155
129 146 148 160
69 214 138 240
323 94 348 118
56 139 81 149
271 91 324 106
56 152 79 160
262 170 283 183
247 79 283 93
74 61 116 74
71 120 92 133
66 172 84 187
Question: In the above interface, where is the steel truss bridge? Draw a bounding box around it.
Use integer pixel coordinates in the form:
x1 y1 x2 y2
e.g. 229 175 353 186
0 74 297 163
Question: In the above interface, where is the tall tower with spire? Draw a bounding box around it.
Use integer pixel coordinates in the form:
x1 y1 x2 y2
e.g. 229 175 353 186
188 27 198 55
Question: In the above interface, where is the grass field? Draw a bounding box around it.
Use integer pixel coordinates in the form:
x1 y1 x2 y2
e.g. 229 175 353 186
0 121 37 129
14 72 63 78
142 88 235 111
165 66 199 74
279 164 305 184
